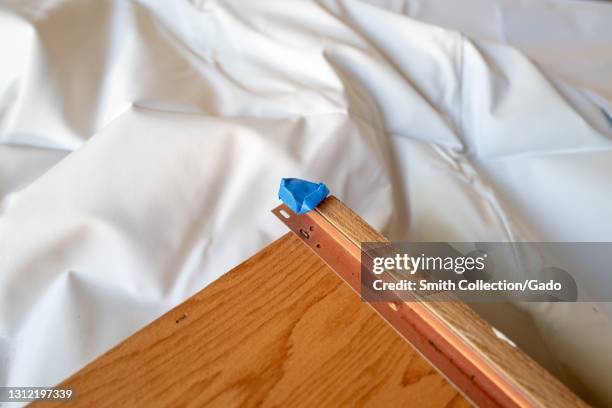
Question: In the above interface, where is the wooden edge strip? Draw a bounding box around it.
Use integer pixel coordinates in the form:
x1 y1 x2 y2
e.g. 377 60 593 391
274 204 517 407
279 196 587 408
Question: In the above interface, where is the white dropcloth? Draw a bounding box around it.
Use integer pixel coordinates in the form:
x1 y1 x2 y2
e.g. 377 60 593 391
1 0 611 405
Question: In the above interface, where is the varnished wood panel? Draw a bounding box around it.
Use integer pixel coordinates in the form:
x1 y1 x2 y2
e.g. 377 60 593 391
316 197 586 408
35 233 469 407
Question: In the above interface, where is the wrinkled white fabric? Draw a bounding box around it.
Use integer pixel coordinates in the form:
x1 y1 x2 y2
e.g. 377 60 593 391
1 0 611 405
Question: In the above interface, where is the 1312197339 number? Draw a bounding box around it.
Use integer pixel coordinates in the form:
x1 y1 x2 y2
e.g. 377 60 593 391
1 387 74 402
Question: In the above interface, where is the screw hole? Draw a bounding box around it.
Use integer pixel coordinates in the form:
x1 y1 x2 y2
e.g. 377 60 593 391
316 243 321 248
309 226 314 231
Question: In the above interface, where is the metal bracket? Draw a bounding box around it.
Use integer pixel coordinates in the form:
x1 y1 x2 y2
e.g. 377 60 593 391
273 203 530 408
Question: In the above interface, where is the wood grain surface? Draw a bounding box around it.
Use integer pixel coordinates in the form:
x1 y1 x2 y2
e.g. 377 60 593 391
316 197 587 408
34 233 469 407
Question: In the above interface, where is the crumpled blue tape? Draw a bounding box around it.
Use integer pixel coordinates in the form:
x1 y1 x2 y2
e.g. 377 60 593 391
278 178 330 214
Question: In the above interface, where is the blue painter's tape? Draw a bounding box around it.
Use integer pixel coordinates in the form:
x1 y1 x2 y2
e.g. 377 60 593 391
278 178 330 214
